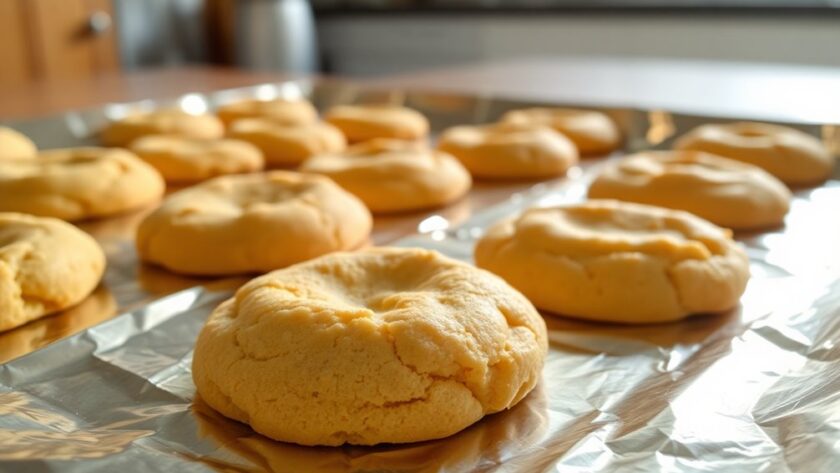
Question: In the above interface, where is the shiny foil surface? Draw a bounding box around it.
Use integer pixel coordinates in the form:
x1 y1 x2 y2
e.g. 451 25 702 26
1 82 839 472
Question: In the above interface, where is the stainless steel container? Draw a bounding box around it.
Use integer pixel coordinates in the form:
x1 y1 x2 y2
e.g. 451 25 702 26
234 0 319 73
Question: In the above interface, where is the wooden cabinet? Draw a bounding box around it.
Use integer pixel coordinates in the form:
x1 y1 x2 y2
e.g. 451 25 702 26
0 0 118 87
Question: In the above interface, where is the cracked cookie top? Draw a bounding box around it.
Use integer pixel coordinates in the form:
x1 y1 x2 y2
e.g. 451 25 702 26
0 147 164 221
136 171 372 276
674 121 834 185
0 212 105 332
437 123 579 179
227 118 346 166
192 247 547 446
500 107 621 155
589 150 791 230
300 138 471 213
325 104 429 143
129 135 264 183
475 200 750 323
216 98 318 127
100 109 225 147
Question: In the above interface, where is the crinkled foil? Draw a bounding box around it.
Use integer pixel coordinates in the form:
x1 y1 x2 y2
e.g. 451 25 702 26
1 83 839 472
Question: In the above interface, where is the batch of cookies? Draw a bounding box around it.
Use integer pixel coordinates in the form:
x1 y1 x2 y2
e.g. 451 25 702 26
0 94 835 448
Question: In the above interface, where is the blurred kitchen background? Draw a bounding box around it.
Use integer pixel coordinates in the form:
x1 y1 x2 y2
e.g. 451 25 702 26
2 0 840 85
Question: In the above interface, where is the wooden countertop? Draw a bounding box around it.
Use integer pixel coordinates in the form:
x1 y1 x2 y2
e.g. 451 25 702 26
0 66 298 120
4 58 840 124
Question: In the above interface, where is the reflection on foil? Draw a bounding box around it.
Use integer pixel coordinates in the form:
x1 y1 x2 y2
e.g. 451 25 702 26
192 384 547 473
137 263 248 297
417 215 450 234
179 94 209 115
0 286 116 364
743 182 840 281
646 110 677 145
822 124 840 157
76 205 153 245
0 426 153 461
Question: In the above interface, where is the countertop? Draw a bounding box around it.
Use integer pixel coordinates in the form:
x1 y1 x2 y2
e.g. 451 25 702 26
0 67 300 120
4 58 840 125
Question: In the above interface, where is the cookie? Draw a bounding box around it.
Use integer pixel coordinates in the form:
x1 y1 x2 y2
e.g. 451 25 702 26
475 200 750 324
228 119 346 167
129 135 264 183
216 98 318 127
0 147 165 221
325 104 429 143
500 108 621 155
192 247 547 446
674 122 834 186
136 171 372 275
0 213 105 332
0 127 36 160
300 139 471 213
437 123 579 179
100 109 225 146
588 151 791 230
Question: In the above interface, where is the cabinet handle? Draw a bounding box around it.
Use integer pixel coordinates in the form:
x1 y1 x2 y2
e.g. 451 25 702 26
88 11 112 35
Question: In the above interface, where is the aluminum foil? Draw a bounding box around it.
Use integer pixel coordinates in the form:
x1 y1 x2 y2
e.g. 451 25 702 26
1 82 839 471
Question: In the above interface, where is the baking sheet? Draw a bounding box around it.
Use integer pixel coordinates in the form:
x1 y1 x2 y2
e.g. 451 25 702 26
1 81 615 362
1 81 839 471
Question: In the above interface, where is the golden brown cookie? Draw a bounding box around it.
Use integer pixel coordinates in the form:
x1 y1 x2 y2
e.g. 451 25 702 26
475 200 750 324
0 213 106 332
300 138 471 213
216 98 318 127
588 151 791 230
500 108 621 155
192 247 547 446
0 127 36 160
129 135 264 183
437 123 579 179
227 119 346 167
100 110 225 146
0 147 165 221
674 122 835 186
325 104 429 143
136 171 372 275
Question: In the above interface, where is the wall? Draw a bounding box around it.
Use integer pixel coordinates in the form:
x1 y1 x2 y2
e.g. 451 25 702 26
318 14 840 75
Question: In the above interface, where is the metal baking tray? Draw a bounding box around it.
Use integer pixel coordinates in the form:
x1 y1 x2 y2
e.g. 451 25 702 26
1 80 839 471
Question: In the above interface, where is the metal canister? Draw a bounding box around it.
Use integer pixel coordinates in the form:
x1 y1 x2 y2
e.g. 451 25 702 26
233 0 319 73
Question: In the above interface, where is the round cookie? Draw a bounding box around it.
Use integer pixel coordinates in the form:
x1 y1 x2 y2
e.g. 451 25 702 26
0 147 165 221
0 213 105 332
437 123 579 179
673 121 834 186
216 98 318 127
0 127 36 160
129 135 264 183
100 110 225 146
192 247 548 446
500 108 621 155
324 104 429 143
300 139 471 213
474 200 750 324
136 171 372 275
588 151 791 230
228 119 346 167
